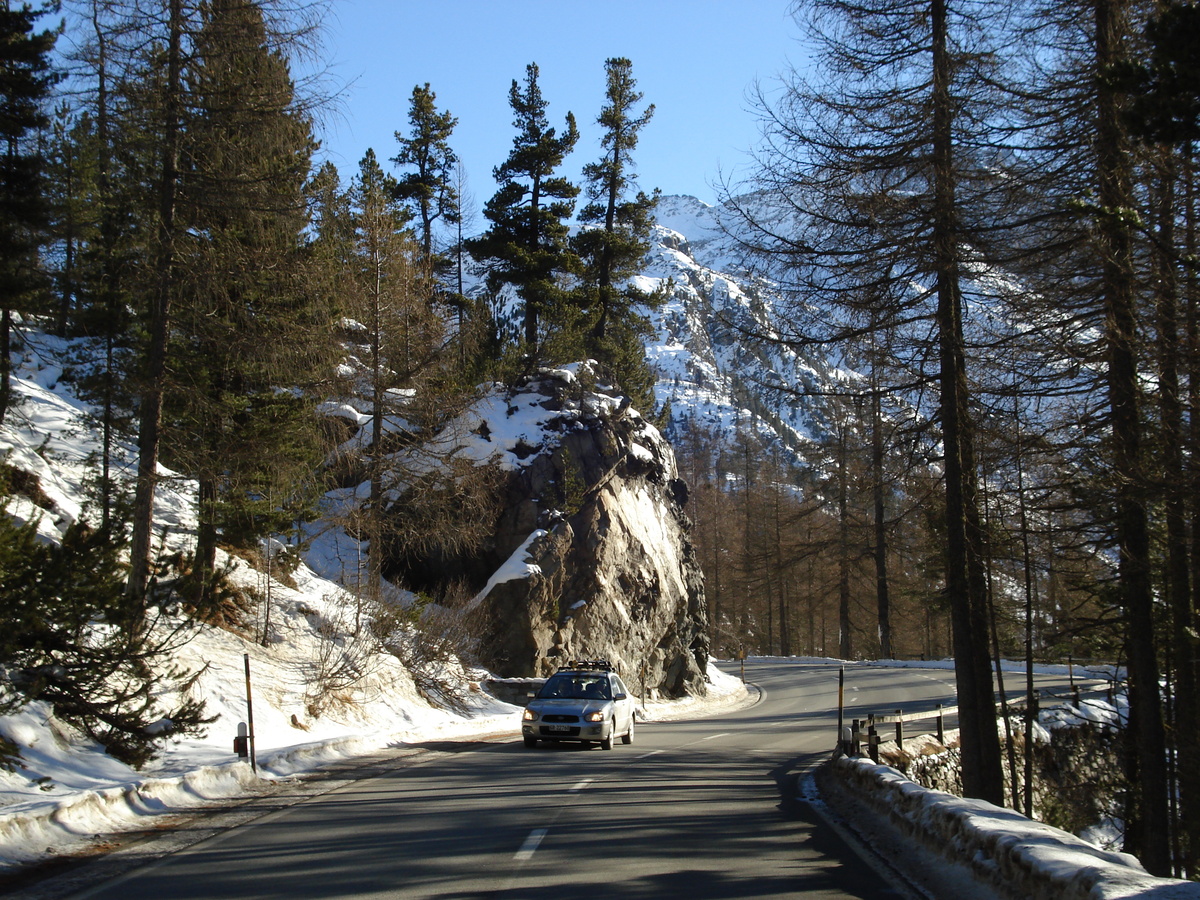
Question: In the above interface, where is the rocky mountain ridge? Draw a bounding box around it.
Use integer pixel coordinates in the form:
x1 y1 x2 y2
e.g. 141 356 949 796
642 195 843 468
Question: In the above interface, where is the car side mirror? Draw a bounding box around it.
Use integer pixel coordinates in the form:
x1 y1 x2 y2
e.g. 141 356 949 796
614 693 627 701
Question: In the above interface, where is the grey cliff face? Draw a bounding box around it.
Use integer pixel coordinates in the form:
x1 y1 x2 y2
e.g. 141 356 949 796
476 371 709 698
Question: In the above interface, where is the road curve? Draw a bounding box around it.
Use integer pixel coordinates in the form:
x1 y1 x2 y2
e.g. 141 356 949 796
36 659 950 899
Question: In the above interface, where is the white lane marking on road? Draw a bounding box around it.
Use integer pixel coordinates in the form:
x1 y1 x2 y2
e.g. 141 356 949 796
515 828 547 860
637 750 663 759
570 779 592 792
702 733 731 741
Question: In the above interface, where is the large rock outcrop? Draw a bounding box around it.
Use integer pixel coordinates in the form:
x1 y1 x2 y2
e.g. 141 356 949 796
460 366 709 697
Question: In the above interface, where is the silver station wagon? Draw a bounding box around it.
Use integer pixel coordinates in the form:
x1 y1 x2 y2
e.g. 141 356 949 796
521 660 635 750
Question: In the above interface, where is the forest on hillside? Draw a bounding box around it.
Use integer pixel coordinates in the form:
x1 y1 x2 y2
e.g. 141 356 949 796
0 0 1198 880
0 0 661 764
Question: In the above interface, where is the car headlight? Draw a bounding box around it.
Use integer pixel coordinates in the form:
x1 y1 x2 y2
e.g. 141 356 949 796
585 711 605 722
523 708 538 721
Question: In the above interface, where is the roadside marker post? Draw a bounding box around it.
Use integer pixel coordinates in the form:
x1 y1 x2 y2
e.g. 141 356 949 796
837 666 845 750
243 652 257 773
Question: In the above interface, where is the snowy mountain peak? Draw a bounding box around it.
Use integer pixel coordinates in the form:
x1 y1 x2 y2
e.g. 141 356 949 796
645 195 833 465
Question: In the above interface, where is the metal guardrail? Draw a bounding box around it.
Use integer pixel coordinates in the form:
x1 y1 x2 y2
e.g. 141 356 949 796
835 665 1116 762
842 706 957 760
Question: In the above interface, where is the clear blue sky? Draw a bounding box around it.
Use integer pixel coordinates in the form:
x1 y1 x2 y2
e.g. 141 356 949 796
316 1 803 217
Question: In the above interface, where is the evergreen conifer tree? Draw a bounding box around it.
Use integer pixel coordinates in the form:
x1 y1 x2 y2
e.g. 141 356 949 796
346 148 423 602
1118 1 1200 144
124 0 186 610
466 62 580 365
391 83 459 266
63 0 144 532
0 498 210 768
117 0 329 612
573 57 662 412
164 0 326 615
0 0 59 426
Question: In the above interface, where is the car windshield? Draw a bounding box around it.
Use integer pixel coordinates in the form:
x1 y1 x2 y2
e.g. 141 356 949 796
537 674 612 700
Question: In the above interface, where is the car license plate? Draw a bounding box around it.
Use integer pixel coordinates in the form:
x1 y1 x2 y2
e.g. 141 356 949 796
547 724 571 732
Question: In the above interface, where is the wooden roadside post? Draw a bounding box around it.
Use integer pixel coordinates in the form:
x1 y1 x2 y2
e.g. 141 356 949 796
838 666 845 750
244 652 257 773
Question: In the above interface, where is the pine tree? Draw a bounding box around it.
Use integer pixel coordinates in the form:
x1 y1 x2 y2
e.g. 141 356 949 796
344 149 423 602
163 0 327 616
1092 0 1168 872
1119 1 1200 873
115 0 330 613
65 0 143 532
391 82 459 265
466 62 580 364
0 499 211 768
44 105 94 336
0 0 59 426
338 150 494 610
1119 1 1200 145
124 0 186 609
1008 0 1175 868
573 57 663 411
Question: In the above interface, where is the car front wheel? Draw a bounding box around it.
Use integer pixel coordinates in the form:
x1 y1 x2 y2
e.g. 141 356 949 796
601 726 614 751
523 736 537 748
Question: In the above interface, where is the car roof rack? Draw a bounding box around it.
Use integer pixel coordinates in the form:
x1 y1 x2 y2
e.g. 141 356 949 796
560 659 613 672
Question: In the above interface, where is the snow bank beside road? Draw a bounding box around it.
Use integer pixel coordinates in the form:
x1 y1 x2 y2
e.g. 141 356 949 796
819 755 1200 900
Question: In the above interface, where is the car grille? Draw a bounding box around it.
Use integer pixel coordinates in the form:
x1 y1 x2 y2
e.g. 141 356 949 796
542 714 580 723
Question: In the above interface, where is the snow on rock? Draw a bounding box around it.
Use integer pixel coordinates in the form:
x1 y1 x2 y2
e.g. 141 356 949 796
309 358 708 696
459 368 709 695
466 529 547 610
819 755 1200 900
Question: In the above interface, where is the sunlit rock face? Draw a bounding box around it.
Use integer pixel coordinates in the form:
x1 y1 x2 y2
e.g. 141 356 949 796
467 366 708 698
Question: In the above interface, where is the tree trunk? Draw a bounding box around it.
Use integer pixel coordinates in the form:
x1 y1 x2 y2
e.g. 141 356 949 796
837 420 852 660
1155 149 1198 877
127 0 184 611
1185 145 1200 876
91 0 116 531
1094 0 1170 874
871 367 892 659
0 305 11 427
524 174 542 350
367 252 385 606
195 473 218 601
1015 394 1038 818
776 486 792 657
931 0 1004 806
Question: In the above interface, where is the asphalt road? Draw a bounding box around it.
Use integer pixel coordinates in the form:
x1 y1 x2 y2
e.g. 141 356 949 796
36 660 980 899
